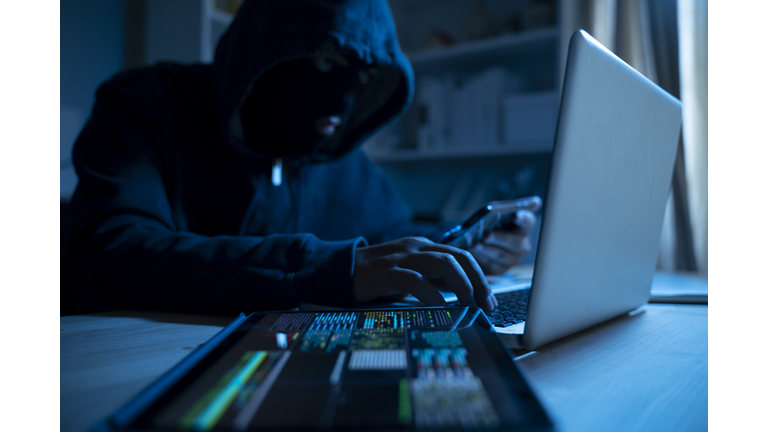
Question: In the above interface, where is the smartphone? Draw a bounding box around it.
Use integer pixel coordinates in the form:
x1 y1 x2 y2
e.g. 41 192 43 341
436 196 542 248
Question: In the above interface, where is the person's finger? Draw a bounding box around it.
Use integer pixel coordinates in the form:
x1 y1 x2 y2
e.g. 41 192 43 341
400 236 435 249
399 251 478 307
416 245 495 311
527 196 543 213
500 209 537 234
387 268 447 307
514 210 537 232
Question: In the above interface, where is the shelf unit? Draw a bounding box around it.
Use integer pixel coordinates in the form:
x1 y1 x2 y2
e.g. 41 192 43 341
363 24 561 164
364 1 564 165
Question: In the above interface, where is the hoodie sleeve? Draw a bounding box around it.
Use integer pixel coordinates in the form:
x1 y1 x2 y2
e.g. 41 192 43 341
64 78 366 315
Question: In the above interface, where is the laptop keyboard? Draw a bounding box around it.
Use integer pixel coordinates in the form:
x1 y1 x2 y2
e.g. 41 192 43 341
447 289 530 327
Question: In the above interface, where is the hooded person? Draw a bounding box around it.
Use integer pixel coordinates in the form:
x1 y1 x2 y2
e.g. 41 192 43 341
62 0 535 315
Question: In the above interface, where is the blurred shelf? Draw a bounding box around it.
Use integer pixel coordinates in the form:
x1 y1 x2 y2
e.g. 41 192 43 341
364 140 553 163
405 28 559 74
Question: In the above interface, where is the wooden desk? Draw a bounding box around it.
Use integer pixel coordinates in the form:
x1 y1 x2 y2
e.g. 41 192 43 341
61 305 707 432
514 304 707 431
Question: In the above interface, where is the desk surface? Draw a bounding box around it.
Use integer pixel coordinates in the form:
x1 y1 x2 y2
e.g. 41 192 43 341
60 304 707 432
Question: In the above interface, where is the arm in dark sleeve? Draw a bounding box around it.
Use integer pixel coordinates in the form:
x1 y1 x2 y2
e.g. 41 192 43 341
63 80 364 315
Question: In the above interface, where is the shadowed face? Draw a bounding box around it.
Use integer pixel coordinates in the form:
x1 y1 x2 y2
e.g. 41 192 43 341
240 51 378 158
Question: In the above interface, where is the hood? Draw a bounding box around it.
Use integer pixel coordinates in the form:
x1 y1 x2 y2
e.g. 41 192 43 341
211 0 414 164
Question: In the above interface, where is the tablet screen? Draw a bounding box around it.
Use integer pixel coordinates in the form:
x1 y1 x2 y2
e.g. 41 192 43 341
128 308 551 431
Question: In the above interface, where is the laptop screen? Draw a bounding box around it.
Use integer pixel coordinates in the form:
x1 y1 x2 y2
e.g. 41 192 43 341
126 308 551 431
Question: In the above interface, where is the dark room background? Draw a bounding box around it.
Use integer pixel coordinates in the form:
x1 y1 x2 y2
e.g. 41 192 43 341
60 0 707 273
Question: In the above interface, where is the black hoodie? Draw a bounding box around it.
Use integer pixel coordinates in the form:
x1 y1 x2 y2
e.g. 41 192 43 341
62 0 425 314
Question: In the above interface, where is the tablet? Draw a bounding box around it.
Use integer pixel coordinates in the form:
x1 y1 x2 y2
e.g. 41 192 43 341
97 308 553 431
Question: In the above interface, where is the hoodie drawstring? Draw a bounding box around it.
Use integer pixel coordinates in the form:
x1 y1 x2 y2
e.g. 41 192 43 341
271 158 282 187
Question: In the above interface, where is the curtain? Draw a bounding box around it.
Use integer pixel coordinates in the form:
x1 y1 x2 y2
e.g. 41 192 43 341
677 0 708 275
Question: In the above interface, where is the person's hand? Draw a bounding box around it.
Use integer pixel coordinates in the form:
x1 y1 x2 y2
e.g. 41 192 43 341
353 237 498 312
467 210 538 275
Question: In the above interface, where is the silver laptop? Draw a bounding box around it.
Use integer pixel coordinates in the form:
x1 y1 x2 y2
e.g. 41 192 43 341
486 30 681 350
303 30 681 351
413 30 681 351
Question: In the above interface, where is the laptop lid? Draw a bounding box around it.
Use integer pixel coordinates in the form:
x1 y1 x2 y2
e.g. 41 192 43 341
522 30 681 350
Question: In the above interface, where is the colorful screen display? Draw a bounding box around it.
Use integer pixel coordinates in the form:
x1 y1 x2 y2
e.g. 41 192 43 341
131 308 550 431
